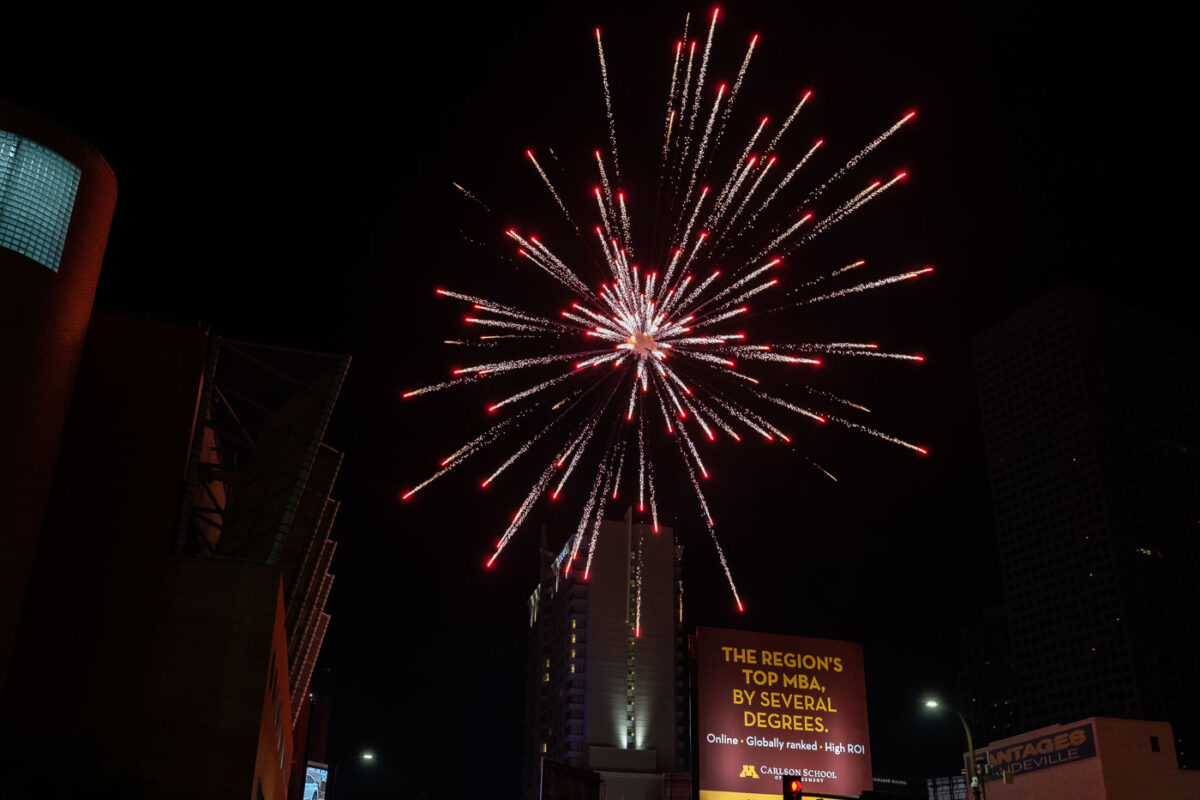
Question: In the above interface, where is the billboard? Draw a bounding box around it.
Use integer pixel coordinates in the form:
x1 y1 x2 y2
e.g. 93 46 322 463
696 627 872 799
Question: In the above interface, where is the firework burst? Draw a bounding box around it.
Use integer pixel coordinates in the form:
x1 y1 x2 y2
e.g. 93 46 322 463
402 9 931 611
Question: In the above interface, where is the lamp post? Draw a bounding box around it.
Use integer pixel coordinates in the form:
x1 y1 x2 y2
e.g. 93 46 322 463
328 750 375 799
924 699 984 800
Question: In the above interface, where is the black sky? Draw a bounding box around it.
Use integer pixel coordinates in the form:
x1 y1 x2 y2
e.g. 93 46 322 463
5 2 1190 796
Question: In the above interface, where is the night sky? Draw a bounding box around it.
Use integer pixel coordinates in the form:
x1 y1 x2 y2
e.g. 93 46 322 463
6 2 1190 796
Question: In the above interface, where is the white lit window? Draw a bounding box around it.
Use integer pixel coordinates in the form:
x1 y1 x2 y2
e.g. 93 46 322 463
0 130 80 272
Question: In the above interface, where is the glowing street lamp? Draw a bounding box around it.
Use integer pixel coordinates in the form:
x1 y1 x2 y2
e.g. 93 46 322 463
924 698 984 800
328 750 376 799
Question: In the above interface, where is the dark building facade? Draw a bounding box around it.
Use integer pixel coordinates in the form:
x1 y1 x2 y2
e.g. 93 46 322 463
0 311 348 797
974 287 1200 767
525 510 689 800
0 101 117 689
957 605 1021 743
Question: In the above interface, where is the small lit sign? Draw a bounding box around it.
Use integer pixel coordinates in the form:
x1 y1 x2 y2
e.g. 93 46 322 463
304 763 329 800
984 723 1096 778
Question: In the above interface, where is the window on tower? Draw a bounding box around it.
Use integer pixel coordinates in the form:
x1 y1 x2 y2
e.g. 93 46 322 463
0 130 81 272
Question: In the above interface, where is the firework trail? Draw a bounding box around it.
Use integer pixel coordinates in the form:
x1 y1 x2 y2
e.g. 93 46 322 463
805 171 908 241
634 533 645 637
795 259 864 289
661 13 690 164
400 416 520 501
826 414 928 455
720 34 757 134
452 181 491 211
674 7 720 220
685 82 726 216
664 39 699 244
804 110 916 206
735 137 822 246
809 459 838 482
804 386 871 413
526 150 580 234
765 89 812 155
595 28 623 188
401 10 931 610
690 8 719 135
800 267 934 305
662 33 685 161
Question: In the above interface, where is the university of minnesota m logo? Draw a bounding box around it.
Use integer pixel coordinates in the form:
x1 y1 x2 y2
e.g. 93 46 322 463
739 764 760 779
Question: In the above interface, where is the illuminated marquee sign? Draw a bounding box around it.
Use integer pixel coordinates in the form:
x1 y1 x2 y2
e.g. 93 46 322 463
984 723 1096 778
696 627 872 799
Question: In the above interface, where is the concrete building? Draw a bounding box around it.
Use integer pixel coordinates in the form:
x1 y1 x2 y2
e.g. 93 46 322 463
0 101 117 690
525 510 690 800
974 287 1200 765
973 717 1200 799
925 774 967 800
0 311 348 797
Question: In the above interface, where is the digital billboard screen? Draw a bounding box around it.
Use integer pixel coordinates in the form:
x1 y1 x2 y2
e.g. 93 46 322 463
696 627 872 799
304 763 329 800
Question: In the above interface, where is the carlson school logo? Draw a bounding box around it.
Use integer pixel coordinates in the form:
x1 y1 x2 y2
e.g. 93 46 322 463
739 765 761 779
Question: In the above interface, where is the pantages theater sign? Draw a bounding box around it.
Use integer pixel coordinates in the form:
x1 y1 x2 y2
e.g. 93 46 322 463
982 723 1096 779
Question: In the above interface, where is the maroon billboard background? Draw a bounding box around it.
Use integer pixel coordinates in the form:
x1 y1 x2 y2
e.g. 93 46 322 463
696 627 872 799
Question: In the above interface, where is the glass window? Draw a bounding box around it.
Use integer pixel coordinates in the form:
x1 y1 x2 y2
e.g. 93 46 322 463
0 130 81 272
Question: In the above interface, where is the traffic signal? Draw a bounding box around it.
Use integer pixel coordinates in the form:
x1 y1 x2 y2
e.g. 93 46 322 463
782 774 802 799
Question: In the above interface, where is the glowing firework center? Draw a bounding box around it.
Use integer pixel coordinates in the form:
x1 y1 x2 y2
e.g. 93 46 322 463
627 330 659 357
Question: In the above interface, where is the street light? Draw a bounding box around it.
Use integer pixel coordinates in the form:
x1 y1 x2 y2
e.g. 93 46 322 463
924 698 985 800
328 750 376 799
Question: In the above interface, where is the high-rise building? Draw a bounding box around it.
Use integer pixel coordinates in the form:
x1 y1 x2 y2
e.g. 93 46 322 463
524 509 690 800
973 286 1200 767
957 606 1021 743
